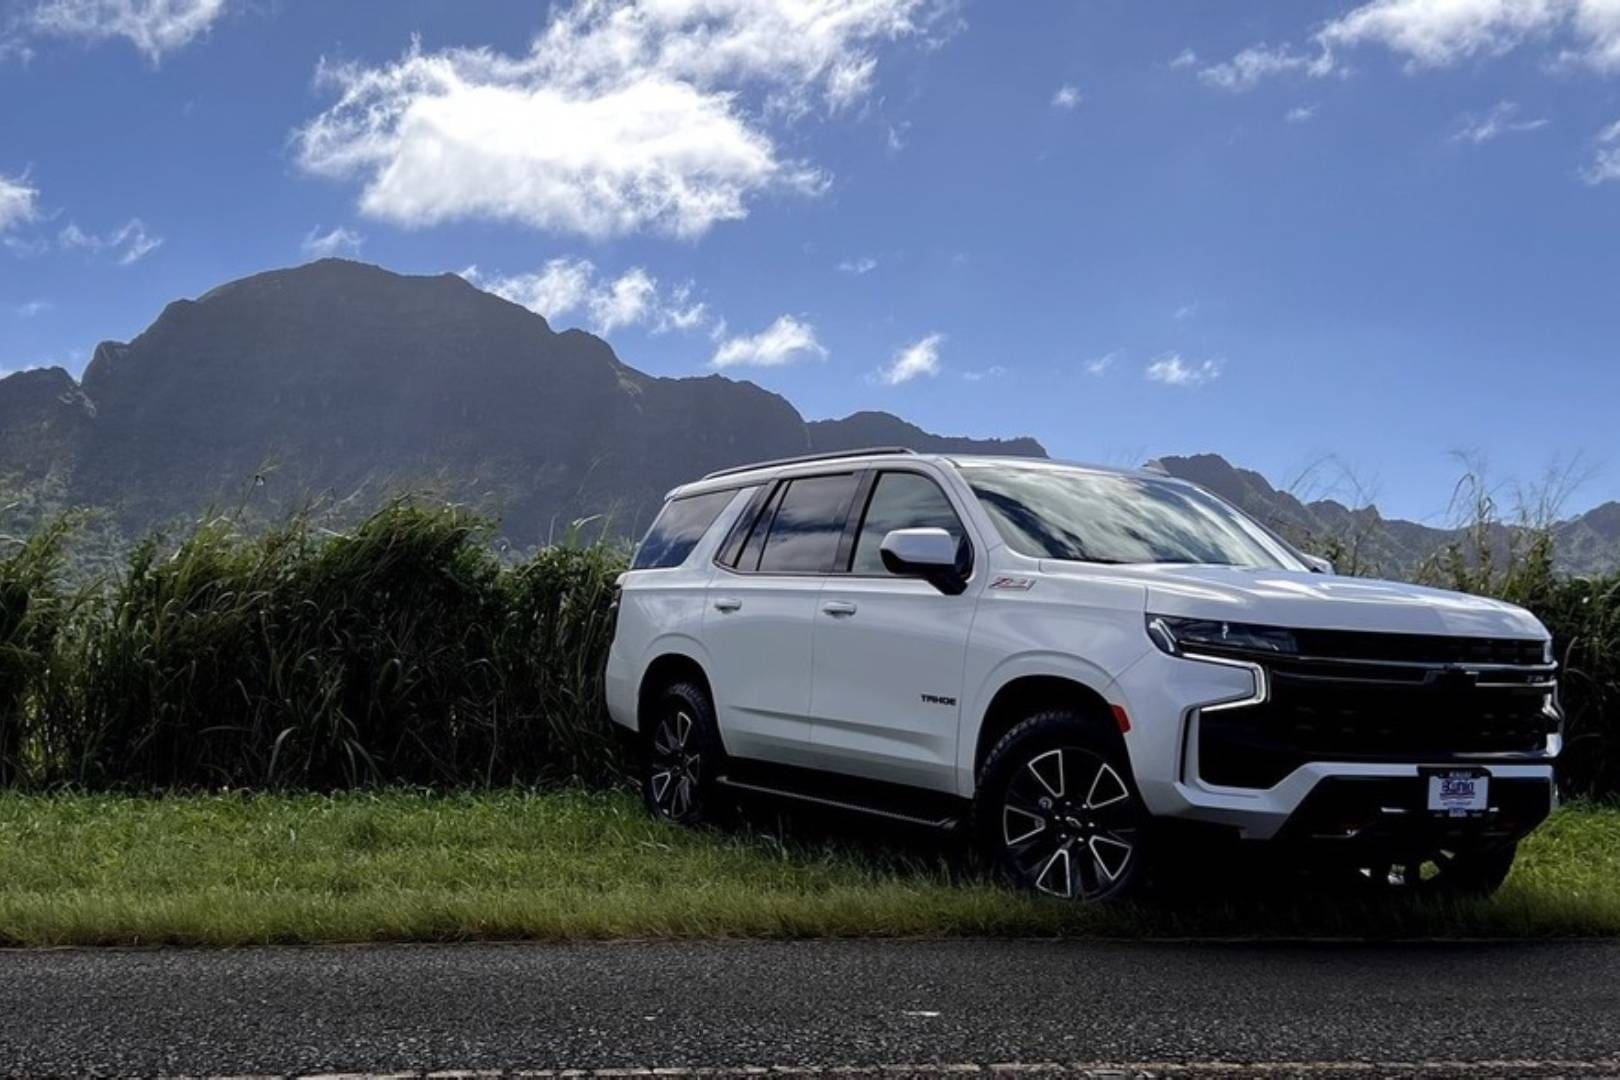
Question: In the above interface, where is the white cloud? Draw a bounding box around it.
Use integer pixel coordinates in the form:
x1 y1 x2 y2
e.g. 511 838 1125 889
1316 0 1566 68
0 174 40 232
58 218 162 264
656 282 710 333
1051 84 1082 109
1571 0 1620 70
1173 301 1199 321
837 255 878 275
1199 43 1333 91
1451 100 1549 143
15 299 51 317
295 0 936 240
1200 0 1620 91
589 266 657 333
1145 353 1223 387
877 331 944 385
1286 103 1320 123
1169 48 1199 68
466 257 714 336
301 224 364 258
473 258 596 321
27 0 227 62
711 314 827 369
1583 117 1620 182
1085 350 1118 376
961 364 1005 382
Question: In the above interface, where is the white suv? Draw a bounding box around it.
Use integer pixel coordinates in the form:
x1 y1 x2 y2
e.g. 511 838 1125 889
604 449 1561 900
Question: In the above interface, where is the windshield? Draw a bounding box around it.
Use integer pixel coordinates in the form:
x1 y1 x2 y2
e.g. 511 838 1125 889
963 464 1305 570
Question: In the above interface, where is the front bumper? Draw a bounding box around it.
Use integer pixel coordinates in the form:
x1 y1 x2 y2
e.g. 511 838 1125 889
1274 773 1555 854
1113 648 1560 842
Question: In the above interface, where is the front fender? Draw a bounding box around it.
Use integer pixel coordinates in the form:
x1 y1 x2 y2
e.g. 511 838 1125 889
956 649 1144 797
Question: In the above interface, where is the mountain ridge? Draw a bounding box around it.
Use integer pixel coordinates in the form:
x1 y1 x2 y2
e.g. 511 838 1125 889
1 259 1614 573
0 259 1046 542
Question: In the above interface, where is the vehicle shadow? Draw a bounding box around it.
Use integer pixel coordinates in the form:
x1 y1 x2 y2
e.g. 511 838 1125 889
715 793 1491 925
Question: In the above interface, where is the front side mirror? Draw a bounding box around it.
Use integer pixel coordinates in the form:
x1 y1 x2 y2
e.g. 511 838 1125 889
1299 552 1334 575
880 527 970 595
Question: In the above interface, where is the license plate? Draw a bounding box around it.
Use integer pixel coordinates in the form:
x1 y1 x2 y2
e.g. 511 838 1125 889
1427 770 1489 816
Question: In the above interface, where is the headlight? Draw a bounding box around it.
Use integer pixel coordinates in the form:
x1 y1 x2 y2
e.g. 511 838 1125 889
1147 615 1298 657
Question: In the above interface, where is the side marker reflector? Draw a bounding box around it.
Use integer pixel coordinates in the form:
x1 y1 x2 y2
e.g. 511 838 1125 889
1110 704 1132 733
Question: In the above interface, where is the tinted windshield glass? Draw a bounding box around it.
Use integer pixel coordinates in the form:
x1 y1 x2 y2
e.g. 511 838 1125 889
963 465 1302 569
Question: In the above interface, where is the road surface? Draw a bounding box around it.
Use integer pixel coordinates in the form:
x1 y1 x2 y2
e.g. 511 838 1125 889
1 939 1617 1077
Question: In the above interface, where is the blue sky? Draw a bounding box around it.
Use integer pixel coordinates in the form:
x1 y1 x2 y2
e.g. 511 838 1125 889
2 0 1618 522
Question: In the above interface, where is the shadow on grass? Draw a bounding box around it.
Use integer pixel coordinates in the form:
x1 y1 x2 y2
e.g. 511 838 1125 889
711 792 1620 940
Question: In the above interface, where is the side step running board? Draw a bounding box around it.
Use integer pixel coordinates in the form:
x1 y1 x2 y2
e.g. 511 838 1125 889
716 776 961 831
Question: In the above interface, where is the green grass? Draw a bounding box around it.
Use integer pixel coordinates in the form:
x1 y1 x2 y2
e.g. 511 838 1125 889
0 790 1616 947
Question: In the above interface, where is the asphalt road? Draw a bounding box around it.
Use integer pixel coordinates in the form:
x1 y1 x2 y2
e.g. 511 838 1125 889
1 939 1617 1078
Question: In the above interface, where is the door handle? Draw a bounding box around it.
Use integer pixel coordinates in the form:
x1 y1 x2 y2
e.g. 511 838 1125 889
713 597 743 612
821 601 858 617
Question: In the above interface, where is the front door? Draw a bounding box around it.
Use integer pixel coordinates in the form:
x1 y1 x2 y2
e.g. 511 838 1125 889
810 469 980 793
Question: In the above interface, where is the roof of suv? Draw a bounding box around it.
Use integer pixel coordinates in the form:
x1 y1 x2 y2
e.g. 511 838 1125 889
667 447 1171 500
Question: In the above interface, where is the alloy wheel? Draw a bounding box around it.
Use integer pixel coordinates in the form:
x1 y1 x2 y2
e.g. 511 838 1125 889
648 708 705 821
1000 746 1140 900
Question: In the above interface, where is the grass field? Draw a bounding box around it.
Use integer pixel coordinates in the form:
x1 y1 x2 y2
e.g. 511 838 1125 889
0 789 1615 947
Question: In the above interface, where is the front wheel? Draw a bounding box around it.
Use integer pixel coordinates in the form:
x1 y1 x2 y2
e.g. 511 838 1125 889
974 711 1148 901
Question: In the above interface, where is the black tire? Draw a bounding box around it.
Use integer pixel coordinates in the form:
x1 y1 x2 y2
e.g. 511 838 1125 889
973 710 1147 901
641 681 725 826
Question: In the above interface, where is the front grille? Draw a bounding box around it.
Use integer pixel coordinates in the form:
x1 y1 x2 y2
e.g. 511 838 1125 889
1288 629 1546 667
1195 633 1559 790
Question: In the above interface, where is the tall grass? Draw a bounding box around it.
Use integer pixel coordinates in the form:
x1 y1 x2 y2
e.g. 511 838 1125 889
3 501 628 791
1 479 1616 799
1412 473 1619 800
0 517 76 787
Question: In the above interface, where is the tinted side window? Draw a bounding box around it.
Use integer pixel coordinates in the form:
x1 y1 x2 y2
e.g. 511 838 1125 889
757 474 860 573
632 490 737 570
851 472 968 574
734 482 785 571
715 485 768 567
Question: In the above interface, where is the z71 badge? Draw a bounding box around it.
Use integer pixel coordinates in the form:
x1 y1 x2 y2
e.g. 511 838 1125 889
989 575 1036 591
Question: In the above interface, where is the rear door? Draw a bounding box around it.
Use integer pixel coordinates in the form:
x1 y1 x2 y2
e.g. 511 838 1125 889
702 471 862 767
809 468 980 793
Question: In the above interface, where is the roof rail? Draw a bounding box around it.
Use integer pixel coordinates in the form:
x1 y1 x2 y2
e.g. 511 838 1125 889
702 447 916 481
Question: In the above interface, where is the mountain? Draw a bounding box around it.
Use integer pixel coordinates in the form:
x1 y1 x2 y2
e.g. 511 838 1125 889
1152 453 1620 577
2 259 1613 573
0 260 1045 543
808 411 1046 458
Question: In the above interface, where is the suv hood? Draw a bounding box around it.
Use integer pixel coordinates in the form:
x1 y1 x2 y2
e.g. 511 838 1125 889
1051 563 1546 640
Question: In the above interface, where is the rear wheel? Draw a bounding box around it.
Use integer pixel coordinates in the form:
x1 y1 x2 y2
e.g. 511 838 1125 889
974 711 1147 901
641 681 724 826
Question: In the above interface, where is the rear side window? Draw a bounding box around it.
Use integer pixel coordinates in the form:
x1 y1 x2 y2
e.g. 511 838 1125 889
732 483 784 571
850 471 968 575
756 473 861 573
632 490 738 570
